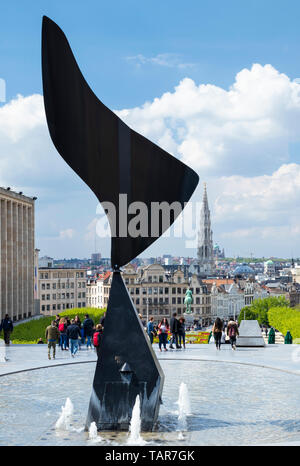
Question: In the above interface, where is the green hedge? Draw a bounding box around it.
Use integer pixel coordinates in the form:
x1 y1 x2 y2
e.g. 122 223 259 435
268 306 300 341
0 308 105 344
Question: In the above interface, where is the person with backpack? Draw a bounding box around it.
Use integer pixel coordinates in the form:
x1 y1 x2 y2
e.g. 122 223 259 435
0 314 13 345
93 324 103 357
58 317 68 350
66 319 82 357
212 317 223 350
83 314 95 349
227 319 239 350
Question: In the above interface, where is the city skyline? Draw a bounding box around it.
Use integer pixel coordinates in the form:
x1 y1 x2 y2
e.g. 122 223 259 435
2 1 300 258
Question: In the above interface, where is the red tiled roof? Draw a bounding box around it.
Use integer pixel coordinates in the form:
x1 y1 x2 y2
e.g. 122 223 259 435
203 279 234 286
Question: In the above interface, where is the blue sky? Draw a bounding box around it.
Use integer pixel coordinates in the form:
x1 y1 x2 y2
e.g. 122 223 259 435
3 0 300 108
2 0 300 259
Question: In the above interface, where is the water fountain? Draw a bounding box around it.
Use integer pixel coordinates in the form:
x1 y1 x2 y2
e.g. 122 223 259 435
88 422 103 443
127 395 146 445
55 398 74 431
176 383 191 437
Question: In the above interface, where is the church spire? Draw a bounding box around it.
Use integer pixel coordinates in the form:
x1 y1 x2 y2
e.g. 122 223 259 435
197 182 215 277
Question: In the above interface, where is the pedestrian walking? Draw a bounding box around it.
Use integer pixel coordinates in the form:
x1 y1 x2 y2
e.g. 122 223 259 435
83 314 95 349
178 317 186 349
158 318 169 352
170 313 180 349
0 314 13 345
66 319 82 357
147 317 155 344
45 320 60 360
74 315 81 328
74 315 82 349
93 324 103 357
212 317 223 350
58 317 68 350
227 319 239 350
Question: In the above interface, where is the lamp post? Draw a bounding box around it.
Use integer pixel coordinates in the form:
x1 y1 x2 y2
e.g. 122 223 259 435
138 276 149 323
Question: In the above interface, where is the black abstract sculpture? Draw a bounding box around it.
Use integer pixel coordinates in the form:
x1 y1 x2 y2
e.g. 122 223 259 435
42 16 199 431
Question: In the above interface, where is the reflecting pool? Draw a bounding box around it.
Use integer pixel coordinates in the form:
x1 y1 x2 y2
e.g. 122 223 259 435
0 360 300 445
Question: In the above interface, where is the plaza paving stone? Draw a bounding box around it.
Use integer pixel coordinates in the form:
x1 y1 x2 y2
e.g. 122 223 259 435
1 342 300 377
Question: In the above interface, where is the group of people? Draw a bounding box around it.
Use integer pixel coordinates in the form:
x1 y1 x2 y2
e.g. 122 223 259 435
45 312 106 359
147 313 186 352
211 317 239 350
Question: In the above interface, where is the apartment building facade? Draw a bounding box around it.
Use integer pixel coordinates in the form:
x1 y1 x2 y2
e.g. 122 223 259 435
38 268 87 315
0 187 36 321
87 264 212 326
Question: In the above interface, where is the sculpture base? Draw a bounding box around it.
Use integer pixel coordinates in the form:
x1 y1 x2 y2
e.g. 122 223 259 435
183 312 196 330
236 320 265 347
86 271 164 432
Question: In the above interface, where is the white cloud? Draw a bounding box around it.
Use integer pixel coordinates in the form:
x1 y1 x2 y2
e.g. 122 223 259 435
213 163 300 224
2 64 300 256
59 229 75 240
0 94 83 190
125 53 195 69
117 64 300 177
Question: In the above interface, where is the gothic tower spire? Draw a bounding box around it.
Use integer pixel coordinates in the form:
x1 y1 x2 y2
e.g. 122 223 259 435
197 183 215 277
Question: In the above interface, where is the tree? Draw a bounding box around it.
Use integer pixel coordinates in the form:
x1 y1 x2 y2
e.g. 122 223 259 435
238 296 289 326
238 306 258 324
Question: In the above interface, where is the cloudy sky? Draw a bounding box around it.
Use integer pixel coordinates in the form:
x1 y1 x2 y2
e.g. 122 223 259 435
1 0 300 259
